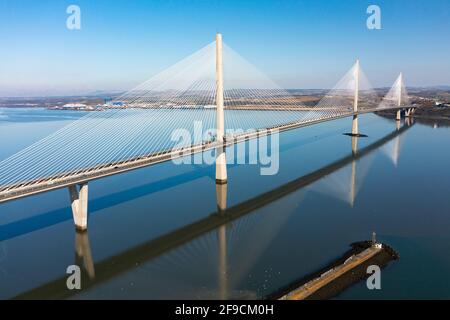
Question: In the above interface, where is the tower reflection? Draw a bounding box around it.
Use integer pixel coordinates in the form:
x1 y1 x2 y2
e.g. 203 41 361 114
75 230 95 280
216 182 228 299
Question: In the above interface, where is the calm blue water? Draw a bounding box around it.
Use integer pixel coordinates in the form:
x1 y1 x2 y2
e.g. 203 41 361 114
0 107 449 299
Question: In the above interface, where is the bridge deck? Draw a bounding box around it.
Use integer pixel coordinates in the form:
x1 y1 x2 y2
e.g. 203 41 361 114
0 106 409 203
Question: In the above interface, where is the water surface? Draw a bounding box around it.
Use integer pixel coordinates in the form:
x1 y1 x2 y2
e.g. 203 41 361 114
0 107 449 299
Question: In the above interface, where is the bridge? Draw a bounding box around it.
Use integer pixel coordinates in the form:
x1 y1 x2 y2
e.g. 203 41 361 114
0 34 418 231
10 121 413 299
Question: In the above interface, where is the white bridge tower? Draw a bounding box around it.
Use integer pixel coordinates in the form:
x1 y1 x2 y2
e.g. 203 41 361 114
215 33 227 184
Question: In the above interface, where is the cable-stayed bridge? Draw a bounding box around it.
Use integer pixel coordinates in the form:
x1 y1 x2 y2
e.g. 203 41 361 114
0 34 418 230
11 122 413 300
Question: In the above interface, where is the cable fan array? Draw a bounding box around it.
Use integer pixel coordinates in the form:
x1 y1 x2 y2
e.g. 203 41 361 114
0 39 408 189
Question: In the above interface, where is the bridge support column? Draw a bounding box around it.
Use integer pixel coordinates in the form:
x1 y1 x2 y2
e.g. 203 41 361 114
396 110 401 121
216 147 227 184
351 115 358 136
216 183 227 213
215 33 227 184
69 183 88 231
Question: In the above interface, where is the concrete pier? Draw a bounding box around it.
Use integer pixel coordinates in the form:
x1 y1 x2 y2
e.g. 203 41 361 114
405 108 415 117
216 183 227 213
69 183 88 230
279 246 382 300
351 115 358 136
215 33 227 184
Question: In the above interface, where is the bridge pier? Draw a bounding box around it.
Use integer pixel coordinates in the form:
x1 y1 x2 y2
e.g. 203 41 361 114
216 147 227 184
396 110 401 121
406 108 415 117
351 115 358 136
69 183 88 231
216 182 227 213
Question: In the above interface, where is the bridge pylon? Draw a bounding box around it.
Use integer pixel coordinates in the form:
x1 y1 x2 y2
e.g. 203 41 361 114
396 73 403 121
351 59 360 136
215 33 227 184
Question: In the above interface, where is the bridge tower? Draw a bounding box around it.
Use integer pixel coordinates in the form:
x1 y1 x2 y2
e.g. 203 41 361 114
215 33 227 184
396 73 403 121
215 34 228 298
351 59 360 136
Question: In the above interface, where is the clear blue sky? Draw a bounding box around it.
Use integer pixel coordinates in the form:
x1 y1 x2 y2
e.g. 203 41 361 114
0 0 449 96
